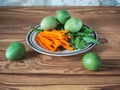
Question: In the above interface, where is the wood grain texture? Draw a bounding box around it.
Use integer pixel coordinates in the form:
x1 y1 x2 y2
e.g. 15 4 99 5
0 7 120 90
0 74 120 90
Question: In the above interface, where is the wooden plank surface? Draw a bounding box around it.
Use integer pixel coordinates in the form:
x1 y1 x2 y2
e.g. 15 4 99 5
0 7 120 90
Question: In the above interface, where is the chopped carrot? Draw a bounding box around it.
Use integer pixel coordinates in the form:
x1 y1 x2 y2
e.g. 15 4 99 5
61 43 74 51
36 38 49 50
35 30 73 52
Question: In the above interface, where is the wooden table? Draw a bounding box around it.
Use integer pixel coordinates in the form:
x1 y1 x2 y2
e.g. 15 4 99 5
0 7 120 90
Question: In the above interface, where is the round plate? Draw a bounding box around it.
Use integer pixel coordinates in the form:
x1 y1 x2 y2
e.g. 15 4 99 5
26 25 98 56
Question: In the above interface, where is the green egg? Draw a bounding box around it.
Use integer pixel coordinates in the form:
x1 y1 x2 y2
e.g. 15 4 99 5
82 52 102 70
56 10 71 24
41 16 58 30
64 17 82 32
6 42 26 61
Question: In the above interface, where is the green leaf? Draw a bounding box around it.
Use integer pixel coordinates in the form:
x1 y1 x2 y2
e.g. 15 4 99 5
67 33 75 44
78 40 87 49
83 35 100 44
82 25 93 34
31 26 44 32
76 32 86 37
74 37 87 49
83 28 93 34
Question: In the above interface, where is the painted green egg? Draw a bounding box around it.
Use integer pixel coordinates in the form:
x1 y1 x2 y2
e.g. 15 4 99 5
64 17 82 32
41 16 58 30
56 10 71 24
82 53 102 70
6 42 26 61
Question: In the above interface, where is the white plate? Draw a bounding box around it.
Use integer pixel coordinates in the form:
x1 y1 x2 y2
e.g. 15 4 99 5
26 25 98 56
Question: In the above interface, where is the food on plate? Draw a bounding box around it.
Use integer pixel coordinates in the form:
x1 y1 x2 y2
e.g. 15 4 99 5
41 16 58 30
64 17 82 32
6 42 26 60
56 10 71 24
35 30 73 52
31 10 99 52
82 52 102 70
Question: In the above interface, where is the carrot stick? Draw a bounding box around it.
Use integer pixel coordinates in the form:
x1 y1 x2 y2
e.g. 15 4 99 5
36 38 49 50
61 43 74 51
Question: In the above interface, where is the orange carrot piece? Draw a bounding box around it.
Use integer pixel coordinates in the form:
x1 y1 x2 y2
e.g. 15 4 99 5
61 43 74 51
38 35 53 45
36 38 49 50
38 37 54 51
